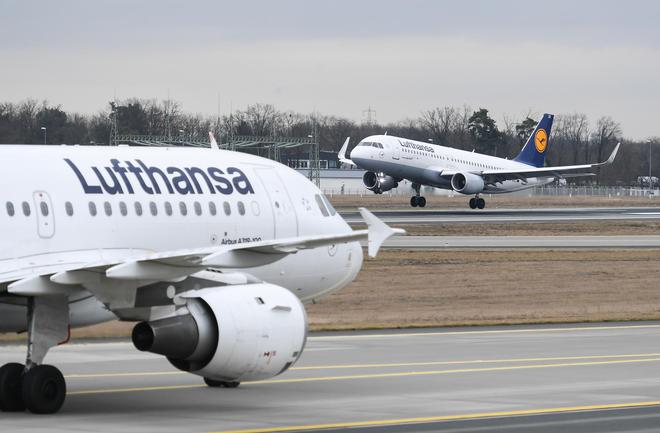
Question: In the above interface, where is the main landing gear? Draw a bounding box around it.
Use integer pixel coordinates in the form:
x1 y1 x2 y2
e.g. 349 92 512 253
469 196 486 210
410 183 426 208
0 296 69 414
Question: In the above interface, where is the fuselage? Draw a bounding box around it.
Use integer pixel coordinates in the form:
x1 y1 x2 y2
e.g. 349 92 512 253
0 145 362 331
350 135 553 193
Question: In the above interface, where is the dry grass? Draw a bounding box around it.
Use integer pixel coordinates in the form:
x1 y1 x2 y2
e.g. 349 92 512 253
305 249 660 330
329 194 658 210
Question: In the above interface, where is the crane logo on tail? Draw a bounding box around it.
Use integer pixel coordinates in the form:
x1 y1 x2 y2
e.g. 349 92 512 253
534 129 548 153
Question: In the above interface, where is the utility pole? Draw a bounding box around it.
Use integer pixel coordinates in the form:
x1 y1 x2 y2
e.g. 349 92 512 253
40 127 47 145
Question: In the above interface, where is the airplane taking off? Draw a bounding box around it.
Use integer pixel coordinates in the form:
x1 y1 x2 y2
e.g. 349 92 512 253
339 114 620 209
0 144 404 414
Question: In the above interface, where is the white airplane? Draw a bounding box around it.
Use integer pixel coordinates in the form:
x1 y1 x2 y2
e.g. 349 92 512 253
0 141 404 414
339 114 620 209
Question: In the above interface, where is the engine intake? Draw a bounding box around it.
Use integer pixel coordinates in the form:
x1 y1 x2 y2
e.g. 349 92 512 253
363 171 399 193
451 172 485 194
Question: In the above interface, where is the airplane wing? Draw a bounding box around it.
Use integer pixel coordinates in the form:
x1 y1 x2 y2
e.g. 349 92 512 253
208 131 219 150
441 143 620 184
4 208 404 311
338 137 356 166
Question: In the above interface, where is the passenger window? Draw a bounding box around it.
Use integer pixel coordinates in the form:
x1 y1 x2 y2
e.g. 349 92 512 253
208 201 217 216
315 194 329 217
164 201 173 216
223 201 231 216
6 201 15 217
22 201 31 216
179 201 187 216
88 202 97 217
237 201 245 215
150 201 157 216
65 201 74 216
119 201 127 216
134 202 143 216
40 201 49 217
104 201 112 216
194 201 202 216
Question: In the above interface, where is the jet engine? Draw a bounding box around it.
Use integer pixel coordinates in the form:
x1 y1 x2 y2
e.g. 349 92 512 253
450 172 485 194
132 283 307 382
363 171 399 194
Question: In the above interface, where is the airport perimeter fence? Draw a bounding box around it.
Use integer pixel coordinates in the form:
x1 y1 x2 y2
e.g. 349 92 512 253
321 184 660 198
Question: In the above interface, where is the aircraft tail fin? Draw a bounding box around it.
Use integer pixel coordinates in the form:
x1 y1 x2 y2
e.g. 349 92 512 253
514 113 554 167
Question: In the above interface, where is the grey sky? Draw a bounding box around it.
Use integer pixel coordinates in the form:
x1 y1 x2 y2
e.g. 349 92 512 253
1 0 658 139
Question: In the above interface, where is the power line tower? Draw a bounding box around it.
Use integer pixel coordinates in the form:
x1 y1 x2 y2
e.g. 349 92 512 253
308 120 320 188
109 101 118 146
362 105 377 125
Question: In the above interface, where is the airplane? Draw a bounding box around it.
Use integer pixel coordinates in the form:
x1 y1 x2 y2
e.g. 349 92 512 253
0 142 404 414
339 114 620 209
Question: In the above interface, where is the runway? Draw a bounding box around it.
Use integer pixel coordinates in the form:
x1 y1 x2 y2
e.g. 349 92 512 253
3 322 660 432
376 235 660 249
341 206 660 224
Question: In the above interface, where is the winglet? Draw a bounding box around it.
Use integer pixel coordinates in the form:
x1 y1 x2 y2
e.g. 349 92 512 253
209 131 219 150
338 137 356 166
604 142 620 165
359 207 405 258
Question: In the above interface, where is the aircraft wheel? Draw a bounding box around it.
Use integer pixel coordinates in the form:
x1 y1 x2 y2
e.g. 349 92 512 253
477 198 486 209
0 363 25 412
418 197 426 208
410 196 419 207
22 365 66 414
204 378 241 388
469 198 477 209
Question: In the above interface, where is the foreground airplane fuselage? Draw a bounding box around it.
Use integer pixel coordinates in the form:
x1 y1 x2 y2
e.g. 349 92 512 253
0 145 362 331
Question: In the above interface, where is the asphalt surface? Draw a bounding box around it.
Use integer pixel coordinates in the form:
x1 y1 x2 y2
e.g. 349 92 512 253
377 235 660 249
341 206 660 224
3 322 660 432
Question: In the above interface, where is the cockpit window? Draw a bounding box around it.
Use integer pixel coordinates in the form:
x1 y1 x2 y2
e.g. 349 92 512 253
314 194 329 217
321 195 337 216
358 141 383 148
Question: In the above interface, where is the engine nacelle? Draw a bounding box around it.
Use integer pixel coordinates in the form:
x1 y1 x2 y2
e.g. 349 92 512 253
132 283 307 382
363 171 398 193
451 172 485 194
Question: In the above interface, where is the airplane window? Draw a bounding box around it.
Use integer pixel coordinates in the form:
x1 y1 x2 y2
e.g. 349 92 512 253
237 201 245 215
194 201 202 216
150 201 157 216
134 202 143 216
104 201 112 216
164 201 172 216
223 201 231 216
6 202 15 217
65 201 73 216
88 202 97 217
315 194 329 217
119 201 127 216
21 201 31 216
40 201 49 217
209 201 217 216
179 201 187 216
321 195 337 216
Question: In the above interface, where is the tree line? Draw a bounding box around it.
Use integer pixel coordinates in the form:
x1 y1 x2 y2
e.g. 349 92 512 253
0 98 657 185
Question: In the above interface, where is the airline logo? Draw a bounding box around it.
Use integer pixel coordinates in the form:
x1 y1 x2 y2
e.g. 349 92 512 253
399 140 435 153
534 129 548 153
65 159 255 195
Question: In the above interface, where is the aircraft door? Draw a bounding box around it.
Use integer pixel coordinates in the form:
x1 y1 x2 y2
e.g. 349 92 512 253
392 142 400 160
33 191 55 238
255 168 298 238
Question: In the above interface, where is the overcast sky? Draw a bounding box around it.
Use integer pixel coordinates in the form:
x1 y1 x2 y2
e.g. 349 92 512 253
1 0 658 139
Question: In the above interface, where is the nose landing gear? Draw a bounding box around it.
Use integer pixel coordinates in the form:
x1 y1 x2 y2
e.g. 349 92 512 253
469 196 486 209
410 183 426 208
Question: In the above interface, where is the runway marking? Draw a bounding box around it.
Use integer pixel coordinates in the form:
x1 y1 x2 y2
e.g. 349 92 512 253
206 400 660 433
309 324 660 340
63 352 660 378
67 356 660 395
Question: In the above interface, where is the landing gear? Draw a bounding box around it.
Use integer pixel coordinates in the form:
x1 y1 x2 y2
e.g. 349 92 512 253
204 378 240 388
469 197 486 210
0 296 69 414
410 183 426 208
